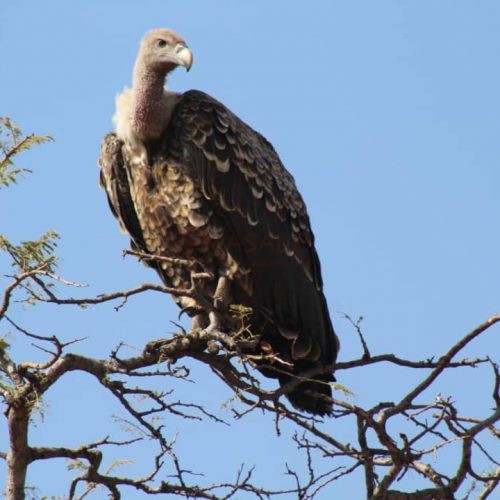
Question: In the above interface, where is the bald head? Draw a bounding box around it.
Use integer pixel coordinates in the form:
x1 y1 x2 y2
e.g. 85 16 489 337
136 28 193 74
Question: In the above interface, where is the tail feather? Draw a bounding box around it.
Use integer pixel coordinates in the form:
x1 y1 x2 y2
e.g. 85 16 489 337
279 370 334 416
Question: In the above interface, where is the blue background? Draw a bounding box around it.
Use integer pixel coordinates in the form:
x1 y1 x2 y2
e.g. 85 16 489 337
1 1 499 498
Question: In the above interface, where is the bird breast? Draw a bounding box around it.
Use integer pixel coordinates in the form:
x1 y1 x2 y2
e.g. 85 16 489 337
123 147 238 280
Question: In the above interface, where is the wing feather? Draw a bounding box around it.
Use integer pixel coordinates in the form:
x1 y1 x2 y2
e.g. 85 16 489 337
99 89 338 415
165 90 337 372
99 133 147 250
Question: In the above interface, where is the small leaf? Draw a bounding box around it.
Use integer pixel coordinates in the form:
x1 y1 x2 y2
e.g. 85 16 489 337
0 117 53 188
0 337 11 350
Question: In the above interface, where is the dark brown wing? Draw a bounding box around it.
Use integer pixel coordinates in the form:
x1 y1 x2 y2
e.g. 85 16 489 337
165 90 338 414
99 133 145 249
99 132 166 283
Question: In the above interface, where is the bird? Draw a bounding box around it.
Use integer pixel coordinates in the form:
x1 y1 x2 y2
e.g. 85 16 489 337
99 28 339 415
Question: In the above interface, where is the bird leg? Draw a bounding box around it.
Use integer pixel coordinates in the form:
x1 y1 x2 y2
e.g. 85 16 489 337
176 297 208 331
207 276 232 332
213 276 231 311
187 271 216 331
187 272 232 332
191 313 208 331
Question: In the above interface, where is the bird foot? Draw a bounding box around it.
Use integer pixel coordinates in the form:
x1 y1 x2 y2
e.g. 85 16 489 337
190 314 208 331
205 311 223 333
178 304 204 319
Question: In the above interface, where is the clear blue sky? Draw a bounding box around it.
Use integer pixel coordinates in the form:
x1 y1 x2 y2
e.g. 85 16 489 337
1 1 499 498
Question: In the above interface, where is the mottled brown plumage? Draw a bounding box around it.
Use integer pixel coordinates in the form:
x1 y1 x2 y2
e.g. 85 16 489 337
99 29 339 415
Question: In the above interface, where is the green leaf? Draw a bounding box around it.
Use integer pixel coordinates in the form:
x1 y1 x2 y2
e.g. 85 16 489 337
0 230 60 273
0 116 53 188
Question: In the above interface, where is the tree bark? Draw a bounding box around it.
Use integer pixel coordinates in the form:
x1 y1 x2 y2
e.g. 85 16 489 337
6 403 30 500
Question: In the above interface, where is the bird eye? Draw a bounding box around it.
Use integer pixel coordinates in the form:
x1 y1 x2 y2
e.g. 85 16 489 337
157 39 168 48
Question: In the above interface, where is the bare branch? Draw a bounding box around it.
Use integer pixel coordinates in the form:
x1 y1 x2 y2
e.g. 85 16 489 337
2 256 498 498
0 266 51 319
382 315 500 421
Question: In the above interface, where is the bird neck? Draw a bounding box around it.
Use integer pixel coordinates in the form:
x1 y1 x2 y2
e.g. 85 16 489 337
131 61 169 141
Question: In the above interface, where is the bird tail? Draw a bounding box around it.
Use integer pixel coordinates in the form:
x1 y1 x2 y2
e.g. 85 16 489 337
279 370 334 416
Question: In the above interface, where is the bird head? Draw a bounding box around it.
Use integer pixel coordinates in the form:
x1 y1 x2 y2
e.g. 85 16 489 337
138 28 193 74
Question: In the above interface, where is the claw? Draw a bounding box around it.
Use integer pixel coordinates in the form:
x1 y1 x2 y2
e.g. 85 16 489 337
178 305 204 319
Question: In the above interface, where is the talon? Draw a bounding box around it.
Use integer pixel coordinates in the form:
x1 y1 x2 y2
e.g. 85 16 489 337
178 305 203 319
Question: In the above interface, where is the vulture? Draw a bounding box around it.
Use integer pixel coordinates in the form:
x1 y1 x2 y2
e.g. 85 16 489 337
99 29 339 415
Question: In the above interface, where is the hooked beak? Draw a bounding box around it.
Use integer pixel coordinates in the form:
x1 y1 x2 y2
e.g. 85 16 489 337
175 43 193 72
